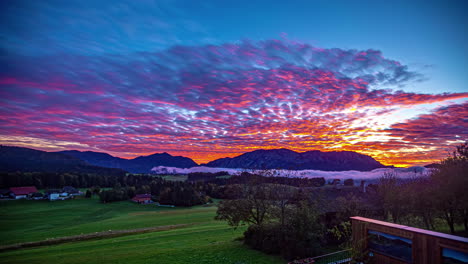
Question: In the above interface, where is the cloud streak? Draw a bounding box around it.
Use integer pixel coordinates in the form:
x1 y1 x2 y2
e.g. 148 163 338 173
1 40 467 166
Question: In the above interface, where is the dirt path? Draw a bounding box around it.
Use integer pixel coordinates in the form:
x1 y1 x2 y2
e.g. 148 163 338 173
0 224 190 252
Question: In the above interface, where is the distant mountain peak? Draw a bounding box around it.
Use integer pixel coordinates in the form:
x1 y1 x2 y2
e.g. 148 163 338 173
60 149 197 173
0 146 125 175
204 148 387 171
2 145 389 173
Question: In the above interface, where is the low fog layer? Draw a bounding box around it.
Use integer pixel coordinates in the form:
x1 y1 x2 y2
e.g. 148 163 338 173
151 166 430 183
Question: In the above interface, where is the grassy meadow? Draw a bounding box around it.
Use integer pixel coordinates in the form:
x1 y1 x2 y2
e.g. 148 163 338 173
0 197 284 264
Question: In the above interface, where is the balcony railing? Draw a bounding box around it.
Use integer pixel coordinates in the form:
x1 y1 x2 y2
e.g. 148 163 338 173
288 249 351 264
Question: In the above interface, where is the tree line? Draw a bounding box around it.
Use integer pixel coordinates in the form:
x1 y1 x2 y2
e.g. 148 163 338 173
214 143 468 261
188 171 326 187
97 180 211 206
375 142 468 234
0 172 212 207
214 181 351 260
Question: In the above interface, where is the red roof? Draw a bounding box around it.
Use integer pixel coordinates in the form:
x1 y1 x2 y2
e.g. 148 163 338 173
134 194 151 199
132 197 151 202
10 186 38 195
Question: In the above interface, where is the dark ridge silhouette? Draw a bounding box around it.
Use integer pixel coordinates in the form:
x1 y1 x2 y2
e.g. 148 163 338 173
58 150 197 173
1 145 388 173
0 146 125 175
204 148 388 171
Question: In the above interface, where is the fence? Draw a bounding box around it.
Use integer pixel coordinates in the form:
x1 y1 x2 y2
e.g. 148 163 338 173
288 249 351 264
351 216 468 264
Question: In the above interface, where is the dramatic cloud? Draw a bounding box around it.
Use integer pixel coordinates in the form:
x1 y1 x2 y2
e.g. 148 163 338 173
1 40 467 166
387 102 468 142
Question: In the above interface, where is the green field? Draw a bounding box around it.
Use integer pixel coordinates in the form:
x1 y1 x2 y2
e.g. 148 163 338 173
153 174 188 181
0 197 284 264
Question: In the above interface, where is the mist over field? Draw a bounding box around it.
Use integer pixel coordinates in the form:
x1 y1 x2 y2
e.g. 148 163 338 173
152 166 430 183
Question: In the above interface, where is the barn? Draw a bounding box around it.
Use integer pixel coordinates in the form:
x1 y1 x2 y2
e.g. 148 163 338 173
9 186 38 199
131 194 153 204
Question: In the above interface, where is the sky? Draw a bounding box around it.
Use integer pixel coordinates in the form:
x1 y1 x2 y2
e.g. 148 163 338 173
0 0 467 167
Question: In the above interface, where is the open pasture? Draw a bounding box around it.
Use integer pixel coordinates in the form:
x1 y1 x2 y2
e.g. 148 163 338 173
0 197 284 264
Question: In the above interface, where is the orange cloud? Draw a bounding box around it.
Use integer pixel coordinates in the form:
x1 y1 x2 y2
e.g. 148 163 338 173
1 40 467 167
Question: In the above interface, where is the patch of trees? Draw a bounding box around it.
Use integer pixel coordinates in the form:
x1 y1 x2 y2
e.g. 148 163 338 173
0 171 181 189
214 182 358 260
0 171 212 207
0 169 325 199
343 179 354 186
99 186 131 203
187 171 229 182
242 200 324 259
0 171 122 189
0 171 136 189
98 180 211 206
193 171 325 187
159 185 211 206
374 142 468 235
214 143 468 260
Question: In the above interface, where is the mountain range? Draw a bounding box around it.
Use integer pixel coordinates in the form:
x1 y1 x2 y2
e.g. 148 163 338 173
204 148 387 171
58 150 198 173
0 145 126 175
1 145 389 173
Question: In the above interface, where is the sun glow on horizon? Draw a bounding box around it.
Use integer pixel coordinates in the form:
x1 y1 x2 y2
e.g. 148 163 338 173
1 37 466 168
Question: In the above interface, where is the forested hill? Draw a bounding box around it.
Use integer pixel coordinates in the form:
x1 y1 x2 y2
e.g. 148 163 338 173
204 148 387 171
0 146 126 175
59 150 198 173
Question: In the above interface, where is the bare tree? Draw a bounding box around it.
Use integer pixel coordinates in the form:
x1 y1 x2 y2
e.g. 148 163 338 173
431 142 468 233
215 182 273 227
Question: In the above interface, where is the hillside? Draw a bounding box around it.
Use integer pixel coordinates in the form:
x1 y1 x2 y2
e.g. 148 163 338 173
0 198 283 264
0 146 125 175
59 150 198 173
204 148 387 171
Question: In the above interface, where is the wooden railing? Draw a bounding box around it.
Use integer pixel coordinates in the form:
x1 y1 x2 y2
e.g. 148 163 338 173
288 249 351 264
351 216 468 264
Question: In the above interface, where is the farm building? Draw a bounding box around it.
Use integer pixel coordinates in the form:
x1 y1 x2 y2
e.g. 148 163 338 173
29 192 45 200
44 187 81 200
45 189 65 201
0 189 11 199
9 186 38 199
62 186 83 196
132 194 153 204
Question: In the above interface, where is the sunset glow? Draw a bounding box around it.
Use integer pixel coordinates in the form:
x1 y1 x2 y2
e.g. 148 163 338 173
1 1 467 167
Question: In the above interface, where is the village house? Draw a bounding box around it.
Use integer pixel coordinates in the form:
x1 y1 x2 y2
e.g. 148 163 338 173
62 186 83 197
0 189 11 199
29 192 45 200
9 186 38 199
45 189 64 201
131 194 153 204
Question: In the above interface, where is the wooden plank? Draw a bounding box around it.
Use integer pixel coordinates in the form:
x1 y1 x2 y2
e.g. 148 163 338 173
351 216 468 264
371 252 408 264
350 216 468 243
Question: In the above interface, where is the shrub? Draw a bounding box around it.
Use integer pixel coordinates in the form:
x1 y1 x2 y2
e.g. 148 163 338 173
344 179 354 186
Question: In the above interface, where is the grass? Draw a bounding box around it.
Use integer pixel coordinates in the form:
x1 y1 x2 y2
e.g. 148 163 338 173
155 174 188 181
0 196 201 245
0 197 285 264
216 175 232 179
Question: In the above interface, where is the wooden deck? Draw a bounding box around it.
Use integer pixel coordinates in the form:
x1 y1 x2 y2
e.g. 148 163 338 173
351 216 468 264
